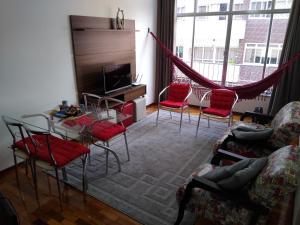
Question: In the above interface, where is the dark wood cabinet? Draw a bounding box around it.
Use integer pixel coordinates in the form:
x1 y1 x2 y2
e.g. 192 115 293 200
70 15 145 102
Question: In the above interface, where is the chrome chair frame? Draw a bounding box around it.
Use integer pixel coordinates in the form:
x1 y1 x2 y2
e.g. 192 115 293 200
21 114 88 208
1 116 38 201
156 84 193 132
196 90 238 136
82 93 129 174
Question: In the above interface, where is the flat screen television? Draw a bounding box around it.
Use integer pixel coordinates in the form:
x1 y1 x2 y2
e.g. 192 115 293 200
102 63 132 94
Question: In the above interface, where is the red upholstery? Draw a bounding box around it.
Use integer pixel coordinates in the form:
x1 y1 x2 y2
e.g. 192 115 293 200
63 114 126 141
14 135 90 168
210 89 236 110
91 121 126 141
168 83 190 102
160 100 188 108
114 102 135 127
203 107 231 117
63 115 94 127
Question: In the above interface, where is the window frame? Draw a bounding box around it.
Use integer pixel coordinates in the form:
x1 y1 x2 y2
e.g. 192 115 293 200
175 0 291 84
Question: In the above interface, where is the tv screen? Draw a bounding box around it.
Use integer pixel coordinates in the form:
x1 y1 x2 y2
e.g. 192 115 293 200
103 63 132 94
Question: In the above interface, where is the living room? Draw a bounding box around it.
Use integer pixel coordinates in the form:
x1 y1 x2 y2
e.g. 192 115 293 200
0 0 300 225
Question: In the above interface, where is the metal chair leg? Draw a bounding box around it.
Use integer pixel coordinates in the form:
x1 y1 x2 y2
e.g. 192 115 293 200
105 142 109 174
187 107 191 123
207 116 210 128
62 167 68 181
196 113 201 137
94 143 121 173
179 107 184 132
13 153 20 187
54 167 63 210
156 105 160 126
82 154 88 193
124 132 130 161
46 174 52 194
31 160 40 207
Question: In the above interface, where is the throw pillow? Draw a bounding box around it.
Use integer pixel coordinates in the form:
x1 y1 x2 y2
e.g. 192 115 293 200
203 157 267 191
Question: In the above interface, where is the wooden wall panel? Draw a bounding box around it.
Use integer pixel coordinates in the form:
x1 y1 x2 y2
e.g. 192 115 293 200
70 15 136 100
74 51 136 95
73 31 135 55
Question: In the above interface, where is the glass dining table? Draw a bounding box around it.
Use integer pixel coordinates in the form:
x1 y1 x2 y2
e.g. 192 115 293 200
7 104 132 173
47 105 132 173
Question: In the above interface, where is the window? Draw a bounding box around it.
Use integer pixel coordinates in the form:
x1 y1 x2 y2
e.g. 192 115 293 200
249 0 272 18
219 3 228 20
175 0 292 85
244 43 282 66
176 46 184 58
177 6 186 14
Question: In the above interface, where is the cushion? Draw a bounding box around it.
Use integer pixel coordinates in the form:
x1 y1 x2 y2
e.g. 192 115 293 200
14 135 90 168
91 121 126 141
231 124 273 141
269 101 300 148
203 107 231 117
203 158 267 191
168 83 190 102
160 100 187 108
210 89 236 110
248 145 300 208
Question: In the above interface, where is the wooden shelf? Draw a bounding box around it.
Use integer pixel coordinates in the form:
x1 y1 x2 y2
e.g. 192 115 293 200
103 84 146 102
72 28 134 32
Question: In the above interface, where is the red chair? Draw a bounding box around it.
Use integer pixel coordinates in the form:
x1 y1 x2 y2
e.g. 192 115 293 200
2 116 37 200
9 114 90 208
196 89 238 135
82 93 130 174
156 82 192 132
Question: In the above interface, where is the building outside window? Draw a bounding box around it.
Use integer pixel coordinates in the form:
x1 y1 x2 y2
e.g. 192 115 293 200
175 0 292 87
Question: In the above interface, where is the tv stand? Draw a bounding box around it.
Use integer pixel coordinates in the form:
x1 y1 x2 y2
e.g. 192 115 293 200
104 84 146 102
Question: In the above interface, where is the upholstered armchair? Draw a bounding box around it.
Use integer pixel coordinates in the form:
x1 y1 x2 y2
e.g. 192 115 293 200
212 101 300 163
175 145 300 225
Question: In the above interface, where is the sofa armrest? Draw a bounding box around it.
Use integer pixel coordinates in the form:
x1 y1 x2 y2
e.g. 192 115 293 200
211 148 247 165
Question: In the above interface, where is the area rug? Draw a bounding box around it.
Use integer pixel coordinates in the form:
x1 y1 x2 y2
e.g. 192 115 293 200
64 111 227 225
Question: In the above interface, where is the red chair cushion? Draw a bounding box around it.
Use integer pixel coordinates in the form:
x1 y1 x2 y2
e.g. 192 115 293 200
14 135 90 168
168 83 190 102
210 89 236 110
91 121 126 141
63 114 94 127
160 100 188 108
203 107 231 117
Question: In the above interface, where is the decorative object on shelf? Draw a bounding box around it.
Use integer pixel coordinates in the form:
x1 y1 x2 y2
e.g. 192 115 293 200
116 8 124 30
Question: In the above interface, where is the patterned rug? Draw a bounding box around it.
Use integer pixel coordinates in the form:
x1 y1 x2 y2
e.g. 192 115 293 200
64 111 227 225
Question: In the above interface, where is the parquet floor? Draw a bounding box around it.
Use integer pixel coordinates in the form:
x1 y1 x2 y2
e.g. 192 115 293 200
0 105 294 225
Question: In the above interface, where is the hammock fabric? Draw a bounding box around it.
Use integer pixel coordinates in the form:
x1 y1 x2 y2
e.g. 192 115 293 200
150 32 300 99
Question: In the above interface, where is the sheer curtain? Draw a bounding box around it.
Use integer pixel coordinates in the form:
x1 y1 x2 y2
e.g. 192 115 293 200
155 0 175 101
268 0 300 115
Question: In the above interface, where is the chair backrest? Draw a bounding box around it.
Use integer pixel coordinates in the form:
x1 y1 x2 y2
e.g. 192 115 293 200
248 145 300 209
82 92 102 111
269 101 300 148
210 89 236 110
2 116 30 155
167 82 191 102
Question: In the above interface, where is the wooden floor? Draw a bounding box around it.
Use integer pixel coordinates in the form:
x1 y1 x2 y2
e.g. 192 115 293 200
0 105 294 225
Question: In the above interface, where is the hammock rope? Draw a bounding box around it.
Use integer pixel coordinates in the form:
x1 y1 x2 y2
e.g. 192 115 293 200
150 31 300 99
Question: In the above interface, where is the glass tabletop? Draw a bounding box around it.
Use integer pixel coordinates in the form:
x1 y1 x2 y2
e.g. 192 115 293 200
48 105 132 140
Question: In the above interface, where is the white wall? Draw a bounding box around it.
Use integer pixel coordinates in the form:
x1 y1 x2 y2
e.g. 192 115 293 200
0 0 157 171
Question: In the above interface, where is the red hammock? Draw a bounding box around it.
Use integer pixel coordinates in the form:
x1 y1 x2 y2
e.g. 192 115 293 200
150 32 300 99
